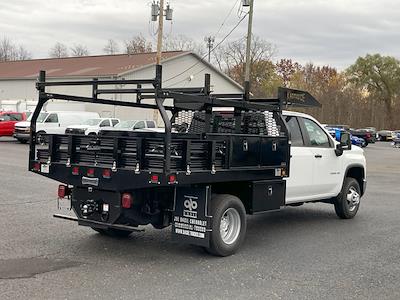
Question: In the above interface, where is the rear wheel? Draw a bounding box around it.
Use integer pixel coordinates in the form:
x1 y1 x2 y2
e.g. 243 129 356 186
334 177 361 219
206 194 247 256
91 227 132 237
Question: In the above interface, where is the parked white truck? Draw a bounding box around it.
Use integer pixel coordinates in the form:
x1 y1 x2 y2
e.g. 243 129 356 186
14 111 99 143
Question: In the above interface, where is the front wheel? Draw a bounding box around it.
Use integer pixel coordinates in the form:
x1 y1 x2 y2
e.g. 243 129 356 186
205 194 247 256
334 177 361 219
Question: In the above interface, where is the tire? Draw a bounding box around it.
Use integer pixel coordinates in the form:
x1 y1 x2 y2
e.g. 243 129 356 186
334 177 361 219
18 139 28 144
36 131 46 145
91 227 132 237
206 194 247 257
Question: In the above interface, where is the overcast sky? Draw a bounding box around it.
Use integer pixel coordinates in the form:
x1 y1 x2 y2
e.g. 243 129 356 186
1 0 400 69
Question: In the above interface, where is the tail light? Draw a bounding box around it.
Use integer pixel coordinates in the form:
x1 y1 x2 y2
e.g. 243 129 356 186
150 174 159 184
33 162 40 171
168 174 177 184
102 169 112 179
58 185 71 198
87 168 95 177
72 166 79 176
121 193 133 209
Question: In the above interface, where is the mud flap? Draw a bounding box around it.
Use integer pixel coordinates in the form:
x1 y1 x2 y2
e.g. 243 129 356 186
172 186 212 247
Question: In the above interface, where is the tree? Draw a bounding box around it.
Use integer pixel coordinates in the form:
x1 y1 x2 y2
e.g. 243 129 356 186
49 42 69 58
70 44 89 57
346 54 400 128
0 37 31 62
103 39 120 55
213 35 276 97
124 35 152 54
164 34 205 56
275 59 301 87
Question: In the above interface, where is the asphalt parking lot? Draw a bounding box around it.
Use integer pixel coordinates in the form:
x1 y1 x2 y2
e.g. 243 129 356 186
0 137 399 300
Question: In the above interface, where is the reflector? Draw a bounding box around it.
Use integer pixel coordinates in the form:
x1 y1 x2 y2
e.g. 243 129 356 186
58 185 68 198
121 193 133 209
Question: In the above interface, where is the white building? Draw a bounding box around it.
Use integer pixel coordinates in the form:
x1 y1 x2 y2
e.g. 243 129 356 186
0 52 242 122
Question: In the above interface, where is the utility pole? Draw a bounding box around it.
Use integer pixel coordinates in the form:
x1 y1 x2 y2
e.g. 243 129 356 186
204 36 215 62
152 1 173 65
244 0 254 100
156 0 165 65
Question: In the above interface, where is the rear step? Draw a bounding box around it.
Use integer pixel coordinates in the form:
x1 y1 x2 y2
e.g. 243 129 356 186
53 214 145 232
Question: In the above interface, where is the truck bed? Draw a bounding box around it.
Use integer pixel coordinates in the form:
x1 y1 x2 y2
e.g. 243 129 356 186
34 130 289 190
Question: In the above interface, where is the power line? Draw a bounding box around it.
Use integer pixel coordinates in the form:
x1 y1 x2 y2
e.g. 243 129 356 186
214 0 241 38
164 12 249 85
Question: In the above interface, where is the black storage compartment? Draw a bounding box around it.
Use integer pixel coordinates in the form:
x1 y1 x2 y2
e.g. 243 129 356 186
250 180 286 214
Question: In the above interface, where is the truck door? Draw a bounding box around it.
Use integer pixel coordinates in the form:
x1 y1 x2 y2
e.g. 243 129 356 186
284 115 316 203
299 117 341 198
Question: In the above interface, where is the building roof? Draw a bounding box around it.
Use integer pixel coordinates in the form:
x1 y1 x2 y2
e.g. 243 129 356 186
0 51 188 79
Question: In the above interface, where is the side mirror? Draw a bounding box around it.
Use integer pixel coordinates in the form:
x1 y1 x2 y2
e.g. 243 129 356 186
335 132 351 156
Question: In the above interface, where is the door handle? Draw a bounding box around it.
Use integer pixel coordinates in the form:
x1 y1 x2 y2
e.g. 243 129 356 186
314 154 322 158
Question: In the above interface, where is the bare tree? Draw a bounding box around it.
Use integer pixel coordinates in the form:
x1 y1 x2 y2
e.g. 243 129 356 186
124 35 152 54
70 44 89 57
0 37 31 62
103 39 120 55
164 34 205 56
49 42 69 58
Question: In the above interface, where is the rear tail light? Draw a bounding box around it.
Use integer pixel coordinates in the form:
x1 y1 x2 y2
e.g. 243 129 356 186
33 162 40 171
102 169 112 179
168 174 177 184
121 193 133 209
87 168 95 177
72 166 79 176
150 174 159 184
58 185 70 198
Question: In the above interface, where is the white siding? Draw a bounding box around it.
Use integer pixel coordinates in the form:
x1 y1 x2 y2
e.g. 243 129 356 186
0 53 242 124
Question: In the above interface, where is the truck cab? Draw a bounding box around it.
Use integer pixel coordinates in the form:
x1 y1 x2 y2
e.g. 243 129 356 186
283 111 366 206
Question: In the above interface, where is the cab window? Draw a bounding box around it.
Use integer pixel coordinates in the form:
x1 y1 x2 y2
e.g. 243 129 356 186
100 120 110 127
10 113 23 121
285 115 304 146
134 121 145 130
111 119 119 126
300 118 331 148
45 113 59 123
146 121 156 128
0 114 11 121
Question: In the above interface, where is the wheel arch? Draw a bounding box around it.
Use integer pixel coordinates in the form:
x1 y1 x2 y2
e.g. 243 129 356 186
344 164 366 196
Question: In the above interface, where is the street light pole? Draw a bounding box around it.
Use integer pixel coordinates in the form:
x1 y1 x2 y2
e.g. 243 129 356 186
244 0 254 100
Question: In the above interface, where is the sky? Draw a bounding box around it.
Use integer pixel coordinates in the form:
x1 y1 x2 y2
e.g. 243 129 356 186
1 0 400 69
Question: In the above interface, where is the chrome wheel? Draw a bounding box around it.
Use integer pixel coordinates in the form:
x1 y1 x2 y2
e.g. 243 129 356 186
219 208 241 245
346 186 360 212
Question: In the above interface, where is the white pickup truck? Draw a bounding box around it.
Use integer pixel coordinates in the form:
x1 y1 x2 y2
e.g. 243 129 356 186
283 110 366 219
65 118 120 135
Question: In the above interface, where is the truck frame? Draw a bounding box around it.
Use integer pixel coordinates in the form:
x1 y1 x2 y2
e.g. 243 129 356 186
29 65 322 256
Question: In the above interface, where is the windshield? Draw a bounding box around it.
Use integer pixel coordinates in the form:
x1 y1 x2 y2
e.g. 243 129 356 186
27 112 49 123
115 120 137 129
82 119 102 126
